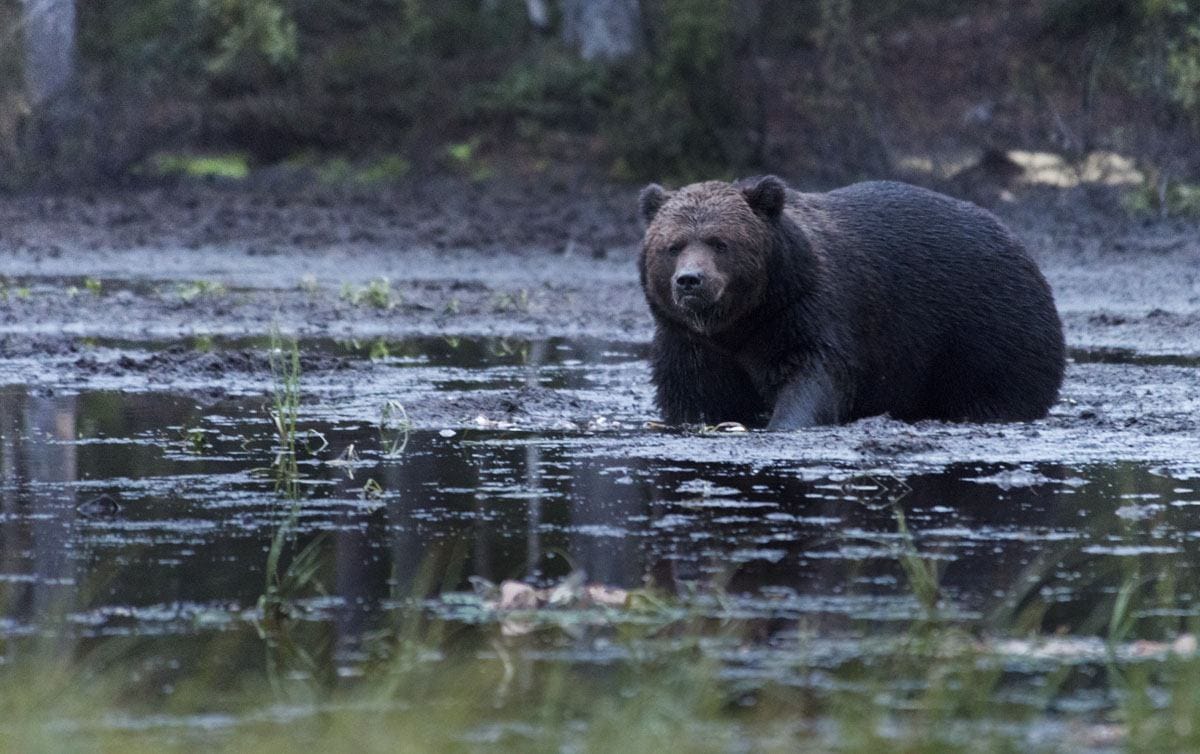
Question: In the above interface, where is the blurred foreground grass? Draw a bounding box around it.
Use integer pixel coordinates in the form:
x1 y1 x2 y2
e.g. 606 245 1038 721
4 585 1200 753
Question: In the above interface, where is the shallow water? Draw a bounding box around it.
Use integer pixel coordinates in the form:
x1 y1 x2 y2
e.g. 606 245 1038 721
2 334 1200 742
2 373 1198 637
1069 347 1200 368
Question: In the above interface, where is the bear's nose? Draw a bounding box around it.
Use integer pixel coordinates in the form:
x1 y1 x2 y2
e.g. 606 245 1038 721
673 271 704 291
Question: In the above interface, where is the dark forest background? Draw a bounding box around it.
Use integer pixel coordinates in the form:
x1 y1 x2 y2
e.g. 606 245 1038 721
2 0 1199 212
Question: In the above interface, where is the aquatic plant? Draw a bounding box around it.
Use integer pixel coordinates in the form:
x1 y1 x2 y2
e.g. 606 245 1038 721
491 288 530 313
257 333 331 690
379 400 412 458
340 278 398 310
267 331 301 495
177 279 229 302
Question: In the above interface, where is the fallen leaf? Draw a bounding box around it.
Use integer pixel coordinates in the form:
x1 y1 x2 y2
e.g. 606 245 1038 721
497 580 538 610
585 585 628 607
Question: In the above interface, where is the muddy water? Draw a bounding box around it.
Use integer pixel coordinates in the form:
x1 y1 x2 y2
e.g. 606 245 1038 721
2 329 1200 749
3 337 1199 653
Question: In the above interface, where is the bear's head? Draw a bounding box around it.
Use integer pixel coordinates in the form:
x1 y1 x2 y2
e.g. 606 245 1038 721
638 175 786 334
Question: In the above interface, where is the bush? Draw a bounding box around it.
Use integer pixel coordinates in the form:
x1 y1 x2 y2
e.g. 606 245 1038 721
604 0 758 182
200 0 298 93
1041 0 1200 166
461 45 611 130
1125 174 1200 217
11 0 1195 187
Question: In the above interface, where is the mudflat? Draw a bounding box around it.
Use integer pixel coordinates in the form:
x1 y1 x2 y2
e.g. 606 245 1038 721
1 181 1197 469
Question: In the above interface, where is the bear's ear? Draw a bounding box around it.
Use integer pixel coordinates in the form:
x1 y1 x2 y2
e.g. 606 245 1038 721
742 175 786 219
639 184 669 225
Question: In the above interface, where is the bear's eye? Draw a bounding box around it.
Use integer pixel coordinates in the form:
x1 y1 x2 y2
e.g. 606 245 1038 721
707 238 728 252
667 241 686 255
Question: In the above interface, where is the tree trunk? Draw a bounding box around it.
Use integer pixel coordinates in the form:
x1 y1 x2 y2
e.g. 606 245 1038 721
0 0 29 180
18 0 78 169
560 0 640 61
525 0 549 30
21 0 76 107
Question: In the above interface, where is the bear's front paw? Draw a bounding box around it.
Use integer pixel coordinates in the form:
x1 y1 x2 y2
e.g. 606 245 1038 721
709 421 748 433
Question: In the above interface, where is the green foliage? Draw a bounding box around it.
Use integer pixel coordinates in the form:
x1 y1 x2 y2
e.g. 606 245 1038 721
379 399 412 457
355 153 412 183
293 153 411 185
1043 0 1200 131
176 279 228 302
1125 175 1200 216
267 331 302 497
10 0 1198 185
490 288 530 313
444 136 496 181
340 277 398 309
605 0 753 182
77 0 206 85
463 45 611 129
201 0 298 89
1 1 28 187
445 140 475 164
1166 16 1200 112
345 0 526 61
150 152 250 179
1129 0 1200 123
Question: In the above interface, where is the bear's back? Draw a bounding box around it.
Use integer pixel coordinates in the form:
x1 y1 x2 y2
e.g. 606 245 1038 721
784 180 1064 422
791 181 1018 261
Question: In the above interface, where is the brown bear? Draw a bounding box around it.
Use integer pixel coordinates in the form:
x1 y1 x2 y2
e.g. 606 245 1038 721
638 176 1065 429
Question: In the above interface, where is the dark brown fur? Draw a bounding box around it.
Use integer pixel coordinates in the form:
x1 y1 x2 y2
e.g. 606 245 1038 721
638 176 1066 429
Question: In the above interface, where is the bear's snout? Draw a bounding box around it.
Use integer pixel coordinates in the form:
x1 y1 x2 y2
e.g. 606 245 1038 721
672 270 704 292
670 247 724 311
671 267 724 310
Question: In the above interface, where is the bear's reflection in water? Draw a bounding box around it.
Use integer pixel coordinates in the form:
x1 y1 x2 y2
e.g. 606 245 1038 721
328 433 1158 640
